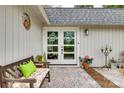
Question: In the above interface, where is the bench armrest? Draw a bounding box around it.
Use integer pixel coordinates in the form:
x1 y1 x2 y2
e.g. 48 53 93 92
3 78 36 83
34 61 50 68
3 78 36 88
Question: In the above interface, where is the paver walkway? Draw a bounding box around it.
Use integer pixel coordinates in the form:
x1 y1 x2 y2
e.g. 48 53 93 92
85 68 119 88
42 67 101 88
95 68 124 88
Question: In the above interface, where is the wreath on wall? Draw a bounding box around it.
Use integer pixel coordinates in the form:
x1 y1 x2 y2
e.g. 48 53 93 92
23 13 31 30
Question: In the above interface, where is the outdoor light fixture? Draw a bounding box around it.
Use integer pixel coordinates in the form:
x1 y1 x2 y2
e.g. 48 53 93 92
84 28 89 36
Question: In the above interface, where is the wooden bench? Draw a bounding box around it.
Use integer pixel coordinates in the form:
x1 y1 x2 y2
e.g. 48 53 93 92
0 56 50 88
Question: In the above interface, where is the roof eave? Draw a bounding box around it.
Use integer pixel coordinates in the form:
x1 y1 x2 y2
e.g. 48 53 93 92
37 6 50 25
45 23 124 28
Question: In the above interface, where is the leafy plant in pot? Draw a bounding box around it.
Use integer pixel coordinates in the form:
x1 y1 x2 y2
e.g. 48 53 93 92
79 56 93 69
35 53 46 62
109 57 117 68
35 55 42 62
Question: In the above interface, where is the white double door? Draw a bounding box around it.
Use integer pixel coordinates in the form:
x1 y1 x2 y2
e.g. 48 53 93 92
43 29 77 64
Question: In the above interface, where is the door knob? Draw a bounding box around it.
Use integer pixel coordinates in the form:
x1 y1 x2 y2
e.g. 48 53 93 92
61 46 63 54
61 48 63 51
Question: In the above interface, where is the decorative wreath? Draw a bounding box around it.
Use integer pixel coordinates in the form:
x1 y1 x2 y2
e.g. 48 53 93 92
23 13 31 30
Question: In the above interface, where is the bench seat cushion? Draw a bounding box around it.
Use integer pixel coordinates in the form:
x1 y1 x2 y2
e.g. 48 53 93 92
11 68 49 88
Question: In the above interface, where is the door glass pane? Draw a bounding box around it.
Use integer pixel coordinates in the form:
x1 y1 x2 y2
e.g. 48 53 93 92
47 31 58 60
64 46 74 52
64 39 74 45
64 54 74 59
47 53 58 59
48 32 58 44
48 46 58 52
63 31 75 60
64 32 74 45
64 32 74 37
48 39 58 44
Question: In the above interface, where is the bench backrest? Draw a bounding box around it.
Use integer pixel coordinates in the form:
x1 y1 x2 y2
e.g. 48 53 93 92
0 56 34 88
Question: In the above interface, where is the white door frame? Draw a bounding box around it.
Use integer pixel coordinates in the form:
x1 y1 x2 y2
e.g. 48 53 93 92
43 27 80 67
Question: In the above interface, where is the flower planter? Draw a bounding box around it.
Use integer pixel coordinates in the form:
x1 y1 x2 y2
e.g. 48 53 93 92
82 62 89 69
79 56 93 69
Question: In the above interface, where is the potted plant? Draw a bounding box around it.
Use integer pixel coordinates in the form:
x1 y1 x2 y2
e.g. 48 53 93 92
35 55 42 62
109 57 117 69
79 56 93 69
35 53 46 62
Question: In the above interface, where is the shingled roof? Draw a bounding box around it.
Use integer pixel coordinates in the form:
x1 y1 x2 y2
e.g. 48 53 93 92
45 8 124 25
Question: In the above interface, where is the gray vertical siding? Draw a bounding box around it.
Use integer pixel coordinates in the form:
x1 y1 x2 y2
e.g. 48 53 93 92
0 6 42 65
80 26 124 67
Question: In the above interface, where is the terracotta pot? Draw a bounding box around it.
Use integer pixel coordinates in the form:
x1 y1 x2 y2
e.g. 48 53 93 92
82 62 89 69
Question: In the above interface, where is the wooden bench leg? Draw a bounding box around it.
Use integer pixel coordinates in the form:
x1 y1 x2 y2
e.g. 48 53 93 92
48 71 50 82
1 82 7 88
39 78 45 88
30 83 34 88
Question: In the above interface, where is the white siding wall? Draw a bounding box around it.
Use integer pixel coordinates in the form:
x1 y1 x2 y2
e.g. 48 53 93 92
80 27 124 67
0 5 42 65
0 6 6 66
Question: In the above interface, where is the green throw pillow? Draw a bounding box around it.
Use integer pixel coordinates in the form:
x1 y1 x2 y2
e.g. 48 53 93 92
19 60 36 78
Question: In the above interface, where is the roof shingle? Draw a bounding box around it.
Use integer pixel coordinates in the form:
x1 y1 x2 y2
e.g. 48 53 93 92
45 8 124 25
